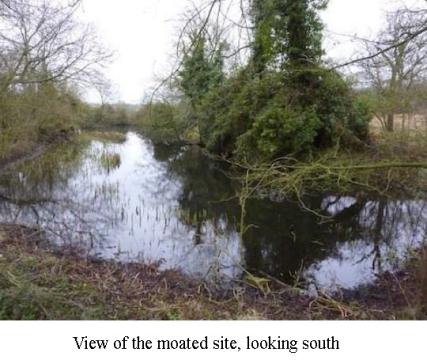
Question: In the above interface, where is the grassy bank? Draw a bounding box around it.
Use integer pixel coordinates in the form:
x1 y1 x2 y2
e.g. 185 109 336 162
0 224 425 320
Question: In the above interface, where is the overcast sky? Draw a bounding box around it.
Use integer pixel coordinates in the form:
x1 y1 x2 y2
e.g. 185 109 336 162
77 0 425 103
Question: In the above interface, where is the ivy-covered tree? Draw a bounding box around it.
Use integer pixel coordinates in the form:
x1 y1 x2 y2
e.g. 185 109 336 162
170 0 370 158
251 0 276 73
178 34 224 112
280 0 327 68
177 32 225 143
251 0 327 75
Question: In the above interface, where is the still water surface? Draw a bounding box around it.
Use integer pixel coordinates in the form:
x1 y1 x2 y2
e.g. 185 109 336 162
0 132 426 291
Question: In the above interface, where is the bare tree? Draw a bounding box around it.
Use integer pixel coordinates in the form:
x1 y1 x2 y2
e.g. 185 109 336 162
0 0 111 94
360 7 427 131
149 0 252 103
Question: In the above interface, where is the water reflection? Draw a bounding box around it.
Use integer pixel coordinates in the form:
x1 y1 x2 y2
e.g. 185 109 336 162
0 131 425 290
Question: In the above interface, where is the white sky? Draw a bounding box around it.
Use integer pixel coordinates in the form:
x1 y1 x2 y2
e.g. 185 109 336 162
77 0 426 103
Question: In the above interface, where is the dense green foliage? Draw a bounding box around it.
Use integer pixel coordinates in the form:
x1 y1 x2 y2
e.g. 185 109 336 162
178 34 225 111
196 68 370 159
83 104 135 129
0 80 135 163
141 0 372 160
138 103 180 143
251 0 327 73
0 83 84 163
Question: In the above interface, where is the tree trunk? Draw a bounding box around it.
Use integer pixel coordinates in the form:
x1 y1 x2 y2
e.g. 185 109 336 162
386 113 394 132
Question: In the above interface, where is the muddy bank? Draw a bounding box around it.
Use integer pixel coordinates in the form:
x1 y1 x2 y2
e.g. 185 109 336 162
339 258 427 319
0 224 424 320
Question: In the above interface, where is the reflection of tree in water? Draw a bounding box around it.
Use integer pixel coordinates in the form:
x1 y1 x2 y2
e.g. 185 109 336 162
0 140 88 197
1 136 425 289
0 139 120 253
326 198 427 265
245 196 427 285
152 143 427 286
152 143 240 244
243 196 330 283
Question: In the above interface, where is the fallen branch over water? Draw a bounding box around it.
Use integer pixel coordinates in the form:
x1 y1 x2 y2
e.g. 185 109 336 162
230 154 427 200
289 162 427 171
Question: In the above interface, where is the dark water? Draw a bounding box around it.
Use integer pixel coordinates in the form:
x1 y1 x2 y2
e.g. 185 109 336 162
0 131 426 291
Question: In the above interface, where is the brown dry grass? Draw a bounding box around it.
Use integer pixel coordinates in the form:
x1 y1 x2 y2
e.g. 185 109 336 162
370 114 427 133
